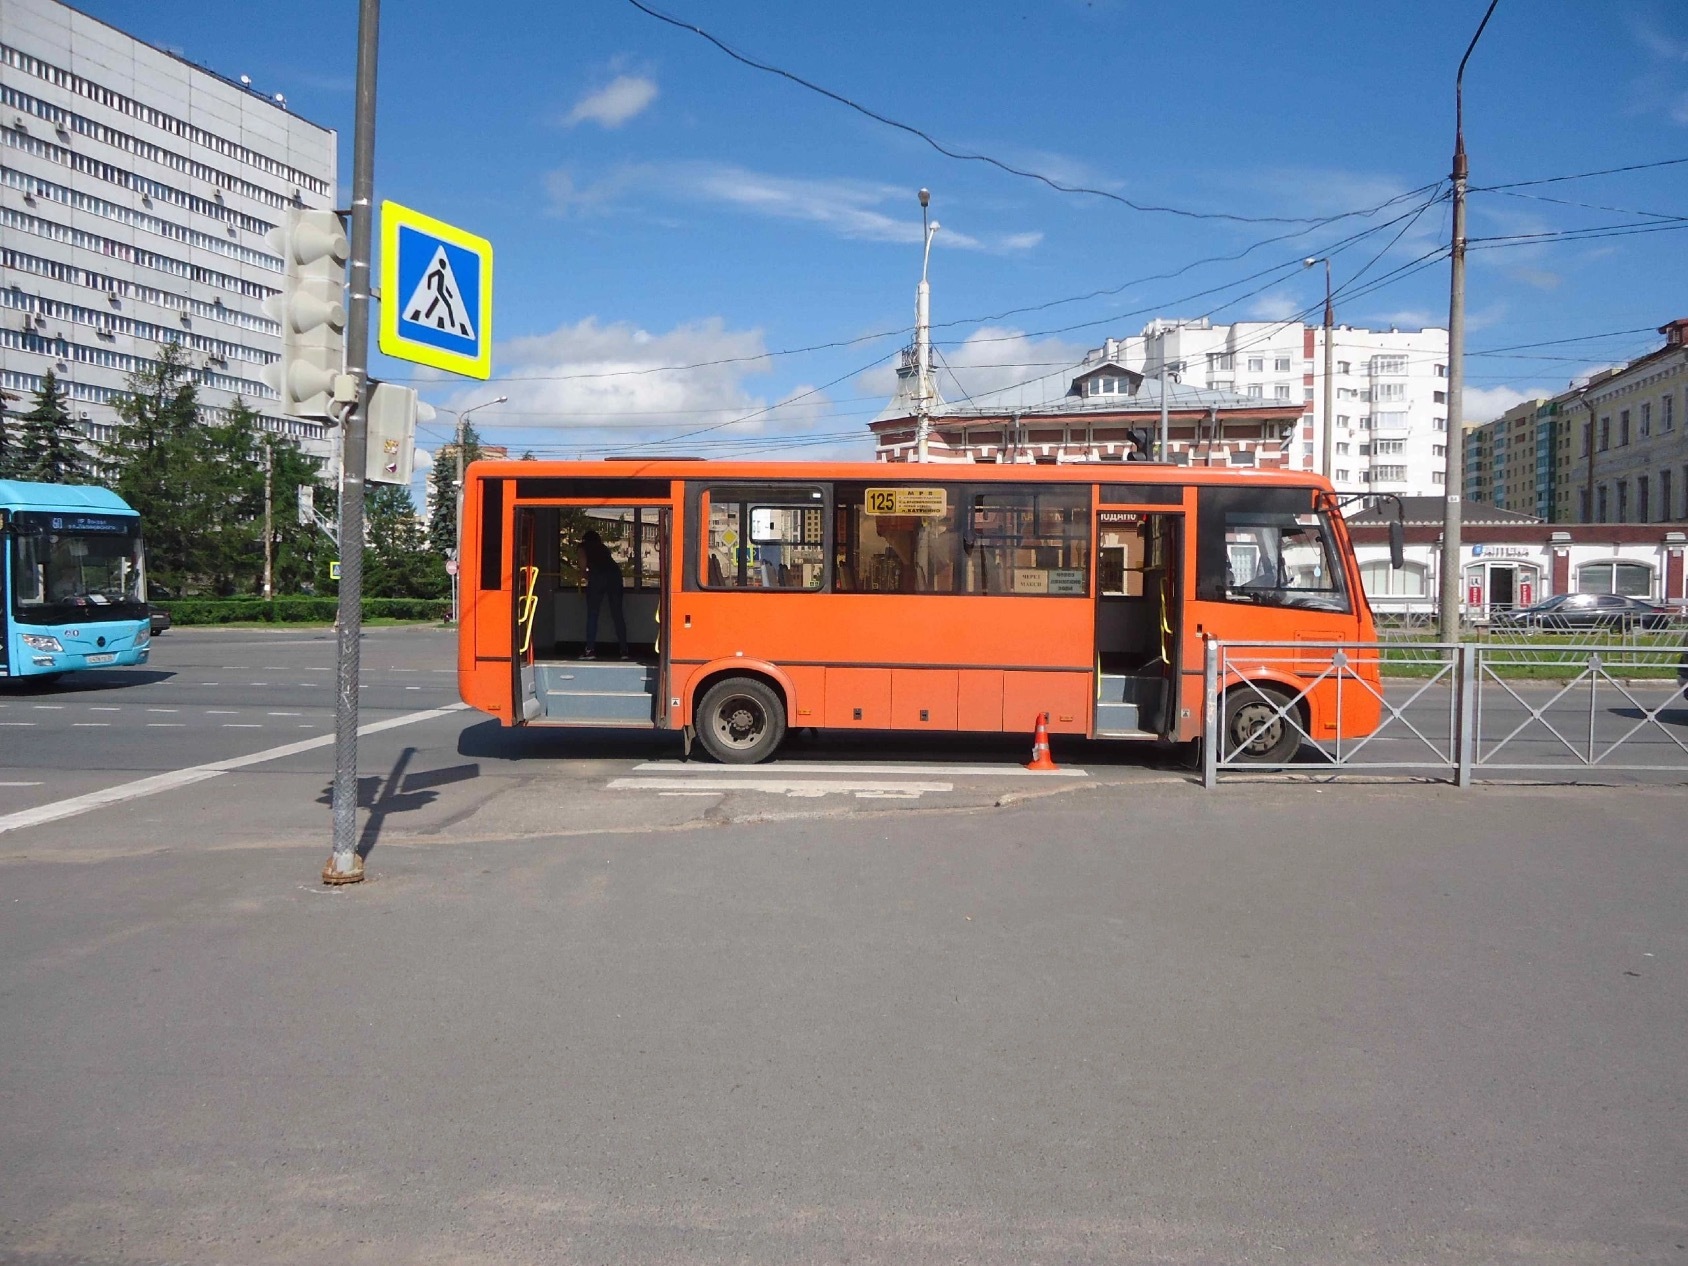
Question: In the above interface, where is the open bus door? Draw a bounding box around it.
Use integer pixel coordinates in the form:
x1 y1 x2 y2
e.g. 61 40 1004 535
508 503 669 729
1093 502 1185 741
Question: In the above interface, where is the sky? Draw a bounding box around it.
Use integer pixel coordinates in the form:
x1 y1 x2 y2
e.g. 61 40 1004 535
67 0 1688 488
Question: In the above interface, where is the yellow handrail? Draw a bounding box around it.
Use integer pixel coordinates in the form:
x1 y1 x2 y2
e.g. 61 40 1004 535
516 565 540 657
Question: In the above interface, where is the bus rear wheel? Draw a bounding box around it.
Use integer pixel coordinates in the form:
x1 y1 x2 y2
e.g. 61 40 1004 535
1222 686 1303 764
697 677 786 765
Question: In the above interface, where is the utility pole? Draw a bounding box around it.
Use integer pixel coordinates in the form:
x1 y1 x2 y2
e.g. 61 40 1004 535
1309 257 1335 482
1439 0 1501 642
262 439 274 601
913 189 939 463
1157 327 1171 460
450 395 505 624
325 0 381 885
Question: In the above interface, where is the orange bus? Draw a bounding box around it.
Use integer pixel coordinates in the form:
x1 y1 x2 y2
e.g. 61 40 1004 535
457 460 1389 764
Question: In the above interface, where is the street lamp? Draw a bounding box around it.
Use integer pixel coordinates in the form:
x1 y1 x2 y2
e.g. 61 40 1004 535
1439 0 1501 641
1304 256 1334 482
913 189 940 463
450 393 506 623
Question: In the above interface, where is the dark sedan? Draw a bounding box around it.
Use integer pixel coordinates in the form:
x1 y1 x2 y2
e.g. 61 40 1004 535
148 604 172 635
1492 592 1672 632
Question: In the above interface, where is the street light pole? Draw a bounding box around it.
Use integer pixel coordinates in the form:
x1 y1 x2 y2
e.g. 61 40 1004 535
1439 0 1501 642
451 394 506 624
913 189 940 463
1306 257 1335 482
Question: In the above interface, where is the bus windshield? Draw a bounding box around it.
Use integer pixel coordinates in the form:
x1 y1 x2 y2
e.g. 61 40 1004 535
10 513 146 625
1222 511 1350 613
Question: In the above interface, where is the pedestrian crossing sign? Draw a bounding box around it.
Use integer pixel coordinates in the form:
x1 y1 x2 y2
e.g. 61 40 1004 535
378 201 493 379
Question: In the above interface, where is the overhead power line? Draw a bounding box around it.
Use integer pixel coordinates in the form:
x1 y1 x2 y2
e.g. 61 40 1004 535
1471 155 1688 191
626 0 1432 228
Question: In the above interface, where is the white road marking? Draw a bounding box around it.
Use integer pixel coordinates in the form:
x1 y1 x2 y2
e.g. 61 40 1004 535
73 722 110 728
629 761 1087 778
267 712 303 717
206 710 238 715
658 791 724 798
222 723 262 728
147 708 179 714
147 723 185 728
608 777 951 797
0 722 36 727
0 703 468 836
89 706 121 712
0 781 44 787
34 705 64 710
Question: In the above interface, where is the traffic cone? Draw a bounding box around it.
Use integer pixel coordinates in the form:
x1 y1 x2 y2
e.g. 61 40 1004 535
1024 711 1060 771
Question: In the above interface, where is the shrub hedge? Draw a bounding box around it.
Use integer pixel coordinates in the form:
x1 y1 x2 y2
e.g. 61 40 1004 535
163 597 450 625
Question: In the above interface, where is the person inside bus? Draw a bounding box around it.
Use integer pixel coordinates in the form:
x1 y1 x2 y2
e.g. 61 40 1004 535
577 530 630 660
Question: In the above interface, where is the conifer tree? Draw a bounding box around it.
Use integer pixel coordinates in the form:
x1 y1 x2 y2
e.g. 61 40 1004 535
0 389 22 479
367 483 448 599
426 420 483 557
101 342 204 593
17 370 91 484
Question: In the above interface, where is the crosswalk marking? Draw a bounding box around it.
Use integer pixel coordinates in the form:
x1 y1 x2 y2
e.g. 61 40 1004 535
609 777 953 797
628 761 1086 778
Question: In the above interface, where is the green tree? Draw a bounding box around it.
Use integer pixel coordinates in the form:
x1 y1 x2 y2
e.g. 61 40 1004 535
100 342 204 594
367 484 448 599
0 388 22 479
16 370 91 484
426 420 483 557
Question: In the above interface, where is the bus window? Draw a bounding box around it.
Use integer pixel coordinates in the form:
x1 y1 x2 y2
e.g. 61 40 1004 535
1196 488 1350 613
702 485 824 590
964 485 1089 597
834 483 963 593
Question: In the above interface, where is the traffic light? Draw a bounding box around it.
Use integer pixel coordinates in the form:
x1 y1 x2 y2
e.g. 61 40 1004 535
263 208 350 418
364 382 434 485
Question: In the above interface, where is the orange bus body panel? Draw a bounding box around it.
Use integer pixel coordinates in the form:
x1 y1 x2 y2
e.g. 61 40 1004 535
455 459 1383 744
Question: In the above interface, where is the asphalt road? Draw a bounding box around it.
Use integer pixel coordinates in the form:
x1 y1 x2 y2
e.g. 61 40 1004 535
2 778 1684 1264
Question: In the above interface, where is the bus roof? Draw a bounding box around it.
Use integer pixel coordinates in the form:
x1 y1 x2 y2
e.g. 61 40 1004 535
0 480 138 516
462 458 1335 491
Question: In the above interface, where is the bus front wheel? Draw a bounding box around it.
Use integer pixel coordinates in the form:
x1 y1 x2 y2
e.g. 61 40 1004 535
1222 687 1303 764
696 677 787 765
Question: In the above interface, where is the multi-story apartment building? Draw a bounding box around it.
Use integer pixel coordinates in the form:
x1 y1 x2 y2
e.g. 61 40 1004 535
0 0 338 462
1553 318 1688 525
1463 396 1562 518
1121 319 1450 495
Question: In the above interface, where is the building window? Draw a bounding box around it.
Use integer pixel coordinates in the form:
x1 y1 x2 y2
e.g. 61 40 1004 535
1434 363 1446 377
1301 442 1314 456
1374 382 1406 402
1359 417 1372 430
1208 352 1234 371
1582 422 1592 457
1596 485 1608 521
1373 465 1406 481
1577 561 1653 598
1617 480 1629 522
1432 444 1446 458
1640 402 1652 438
1336 414 1350 428
1371 355 1407 376
1662 469 1673 522
1273 356 1291 372
1275 385 1292 400
1579 488 1591 522
1432 470 1445 485
1360 559 1429 597
1336 442 1350 455
1638 475 1650 522
1335 468 1350 481
1662 392 1674 432
1433 390 1447 404
1599 416 1610 450
1375 439 1404 454
1246 384 1263 399
1433 417 1446 431
1247 357 1264 373
1336 361 1351 375
1619 409 1631 446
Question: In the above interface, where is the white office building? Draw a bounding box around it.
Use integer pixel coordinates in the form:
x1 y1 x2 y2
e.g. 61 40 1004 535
0 0 337 461
1110 319 1450 496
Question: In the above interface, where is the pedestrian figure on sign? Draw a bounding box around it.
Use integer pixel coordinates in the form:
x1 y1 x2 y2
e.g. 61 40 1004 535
578 530 630 660
409 252 469 335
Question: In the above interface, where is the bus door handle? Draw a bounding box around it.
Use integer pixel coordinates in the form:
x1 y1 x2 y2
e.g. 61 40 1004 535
684 613 692 628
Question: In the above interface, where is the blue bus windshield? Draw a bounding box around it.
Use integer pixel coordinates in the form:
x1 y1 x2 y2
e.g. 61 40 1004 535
9 513 146 625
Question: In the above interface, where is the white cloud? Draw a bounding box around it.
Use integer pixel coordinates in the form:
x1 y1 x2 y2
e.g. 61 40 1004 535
1246 292 1302 322
1463 384 1553 425
858 327 1091 403
562 75 658 129
546 161 1041 253
430 316 870 458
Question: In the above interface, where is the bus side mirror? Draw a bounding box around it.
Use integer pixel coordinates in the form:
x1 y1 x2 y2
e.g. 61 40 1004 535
1389 520 1405 570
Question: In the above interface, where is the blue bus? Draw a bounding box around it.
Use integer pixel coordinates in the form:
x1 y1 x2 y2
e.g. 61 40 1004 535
0 480 151 681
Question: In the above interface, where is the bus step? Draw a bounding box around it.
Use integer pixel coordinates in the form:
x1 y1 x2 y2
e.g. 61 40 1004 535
1098 673 1148 704
1094 699 1141 731
1094 727 1159 740
537 690 655 723
537 661 656 692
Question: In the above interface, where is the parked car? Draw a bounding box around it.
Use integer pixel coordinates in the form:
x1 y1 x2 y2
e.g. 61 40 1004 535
1491 592 1672 632
148 604 172 635
1678 649 1687 699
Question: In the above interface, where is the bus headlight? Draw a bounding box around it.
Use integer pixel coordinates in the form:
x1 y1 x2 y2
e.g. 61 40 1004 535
21 634 64 653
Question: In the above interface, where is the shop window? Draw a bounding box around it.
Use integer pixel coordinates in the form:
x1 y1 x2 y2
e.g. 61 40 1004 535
702 485 824 590
1360 559 1428 597
1576 561 1653 598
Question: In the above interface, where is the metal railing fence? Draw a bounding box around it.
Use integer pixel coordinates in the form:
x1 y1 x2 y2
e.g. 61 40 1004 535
1202 635 1687 787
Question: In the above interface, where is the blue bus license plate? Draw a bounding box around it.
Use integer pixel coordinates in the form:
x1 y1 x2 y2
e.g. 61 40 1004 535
86 653 116 664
